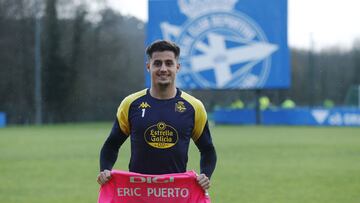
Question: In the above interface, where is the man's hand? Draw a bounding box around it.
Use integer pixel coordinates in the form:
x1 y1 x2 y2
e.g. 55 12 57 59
97 170 111 185
196 173 210 190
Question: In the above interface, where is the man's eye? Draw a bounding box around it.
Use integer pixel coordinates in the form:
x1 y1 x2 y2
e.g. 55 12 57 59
166 62 174 66
154 61 162 67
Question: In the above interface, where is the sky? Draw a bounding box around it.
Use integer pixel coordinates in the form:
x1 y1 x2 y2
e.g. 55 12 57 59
107 0 360 50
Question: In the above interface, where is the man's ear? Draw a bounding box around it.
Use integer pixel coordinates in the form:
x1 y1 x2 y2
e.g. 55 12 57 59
146 63 150 72
176 63 181 73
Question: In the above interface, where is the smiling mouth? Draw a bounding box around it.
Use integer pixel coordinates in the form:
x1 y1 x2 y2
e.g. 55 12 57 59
158 74 169 78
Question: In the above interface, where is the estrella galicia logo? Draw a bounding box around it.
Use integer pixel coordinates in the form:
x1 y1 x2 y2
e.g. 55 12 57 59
160 0 278 89
144 122 179 149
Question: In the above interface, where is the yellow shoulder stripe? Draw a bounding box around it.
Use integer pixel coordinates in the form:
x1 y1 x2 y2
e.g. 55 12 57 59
181 91 207 141
116 89 147 135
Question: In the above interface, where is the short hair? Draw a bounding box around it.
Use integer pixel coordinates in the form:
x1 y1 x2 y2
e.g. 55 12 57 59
146 40 180 59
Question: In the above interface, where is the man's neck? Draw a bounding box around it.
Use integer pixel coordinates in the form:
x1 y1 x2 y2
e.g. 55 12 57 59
149 86 177 100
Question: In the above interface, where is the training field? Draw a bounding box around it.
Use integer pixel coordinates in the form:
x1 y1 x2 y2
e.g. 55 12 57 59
0 123 359 203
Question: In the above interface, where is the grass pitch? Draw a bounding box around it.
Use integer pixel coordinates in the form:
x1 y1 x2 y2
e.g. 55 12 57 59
0 123 359 203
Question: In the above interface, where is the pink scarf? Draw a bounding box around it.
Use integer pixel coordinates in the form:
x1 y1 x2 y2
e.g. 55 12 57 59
98 170 211 203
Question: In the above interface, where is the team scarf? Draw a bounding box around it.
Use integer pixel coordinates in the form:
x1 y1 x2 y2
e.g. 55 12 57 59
98 170 211 203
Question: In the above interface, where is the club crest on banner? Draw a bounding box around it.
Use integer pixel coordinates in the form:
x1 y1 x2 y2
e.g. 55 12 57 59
159 0 279 89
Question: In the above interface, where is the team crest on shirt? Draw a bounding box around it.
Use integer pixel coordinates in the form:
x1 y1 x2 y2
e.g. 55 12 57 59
138 102 151 109
175 101 186 112
144 122 179 149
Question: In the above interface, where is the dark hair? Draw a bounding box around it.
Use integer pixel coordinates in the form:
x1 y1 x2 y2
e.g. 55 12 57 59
146 40 180 59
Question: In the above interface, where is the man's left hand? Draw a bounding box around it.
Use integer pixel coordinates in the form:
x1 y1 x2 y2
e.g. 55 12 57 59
196 173 210 190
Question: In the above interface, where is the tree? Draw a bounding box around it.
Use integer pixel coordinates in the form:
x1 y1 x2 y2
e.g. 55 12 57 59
43 0 71 122
353 39 360 85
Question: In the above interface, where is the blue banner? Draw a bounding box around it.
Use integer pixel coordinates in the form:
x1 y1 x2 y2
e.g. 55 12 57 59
213 109 256 124
213 108 360 126
0 112 6 128
147 0 289 89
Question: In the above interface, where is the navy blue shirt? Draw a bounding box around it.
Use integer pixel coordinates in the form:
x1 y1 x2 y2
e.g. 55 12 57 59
100 88 216 178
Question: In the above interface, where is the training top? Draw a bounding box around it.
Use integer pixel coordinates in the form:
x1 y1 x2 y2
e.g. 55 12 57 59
100 88 216 177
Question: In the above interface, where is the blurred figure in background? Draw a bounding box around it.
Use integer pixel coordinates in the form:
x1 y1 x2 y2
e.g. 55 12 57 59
281 98 296 109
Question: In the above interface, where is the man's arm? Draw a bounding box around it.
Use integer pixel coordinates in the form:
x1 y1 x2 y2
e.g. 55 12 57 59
194 122 217 178
194 122 217 190
97 119 128 185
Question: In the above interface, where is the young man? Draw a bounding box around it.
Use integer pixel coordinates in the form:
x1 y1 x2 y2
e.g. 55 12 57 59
97 40 217 191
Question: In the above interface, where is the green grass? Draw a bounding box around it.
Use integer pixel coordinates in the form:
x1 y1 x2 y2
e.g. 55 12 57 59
0 123 360 203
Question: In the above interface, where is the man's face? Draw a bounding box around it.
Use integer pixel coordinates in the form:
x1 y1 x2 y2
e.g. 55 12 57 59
147 51 180 87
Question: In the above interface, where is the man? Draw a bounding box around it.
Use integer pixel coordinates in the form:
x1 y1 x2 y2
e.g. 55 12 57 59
97 40 217 191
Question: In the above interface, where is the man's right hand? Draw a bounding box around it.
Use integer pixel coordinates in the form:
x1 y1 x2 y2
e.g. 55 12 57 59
97 170 111 185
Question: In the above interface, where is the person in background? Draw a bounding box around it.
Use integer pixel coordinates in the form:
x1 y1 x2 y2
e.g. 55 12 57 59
281 98 296 109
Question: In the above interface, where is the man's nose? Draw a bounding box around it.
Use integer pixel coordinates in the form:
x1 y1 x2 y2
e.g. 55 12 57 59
159 63 167 71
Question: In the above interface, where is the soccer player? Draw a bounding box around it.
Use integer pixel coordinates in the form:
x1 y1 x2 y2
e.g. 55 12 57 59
97 40 217 191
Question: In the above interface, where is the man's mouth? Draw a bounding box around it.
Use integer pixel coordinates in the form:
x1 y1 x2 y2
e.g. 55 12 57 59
158 74 168 79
